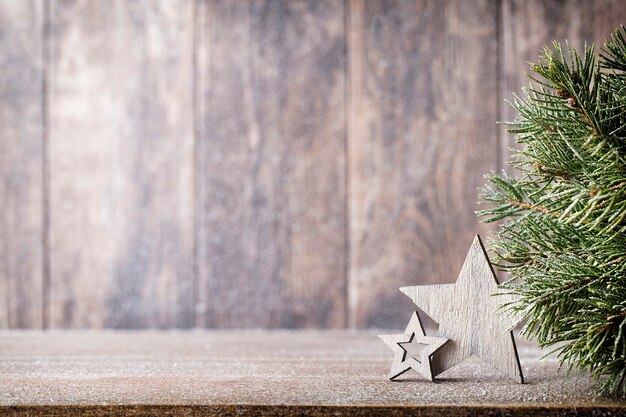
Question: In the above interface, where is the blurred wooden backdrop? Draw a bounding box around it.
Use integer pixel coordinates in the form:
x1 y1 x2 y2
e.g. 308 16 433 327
1 0 624 329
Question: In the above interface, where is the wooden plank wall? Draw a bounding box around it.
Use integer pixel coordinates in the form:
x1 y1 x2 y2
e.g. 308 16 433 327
195 1 347 328
47 0 195 329
0 0 45 328
0 0 624 329
348 0 499 328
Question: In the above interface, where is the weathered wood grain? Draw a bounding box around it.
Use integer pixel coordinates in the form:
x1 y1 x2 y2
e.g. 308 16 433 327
1 330 625 415
47 0 195 328
401 235 524 383
195 0 347 328
500 0 626 170
0 0 44 328
347 0 499 329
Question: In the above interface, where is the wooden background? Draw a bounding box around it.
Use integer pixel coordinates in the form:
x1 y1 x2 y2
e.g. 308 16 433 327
1 0 624 329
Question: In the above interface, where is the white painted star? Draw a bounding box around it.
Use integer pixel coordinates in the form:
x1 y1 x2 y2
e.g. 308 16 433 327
400 234 524 383
378 311 448 381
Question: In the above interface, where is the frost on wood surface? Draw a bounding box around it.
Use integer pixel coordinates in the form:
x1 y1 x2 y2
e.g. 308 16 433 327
0 331 623 407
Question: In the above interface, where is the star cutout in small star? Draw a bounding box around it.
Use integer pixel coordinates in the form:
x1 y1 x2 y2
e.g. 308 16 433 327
378 311 448 381
400 234 524 383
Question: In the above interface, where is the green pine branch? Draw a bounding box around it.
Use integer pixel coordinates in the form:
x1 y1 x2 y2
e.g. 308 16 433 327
478 26 626 398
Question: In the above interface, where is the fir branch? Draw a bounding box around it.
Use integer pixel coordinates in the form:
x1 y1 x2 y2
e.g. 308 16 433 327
478 27 626 398
506 198 562 217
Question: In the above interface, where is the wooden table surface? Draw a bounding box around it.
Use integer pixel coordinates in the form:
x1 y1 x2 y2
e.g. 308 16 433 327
1 331 625 416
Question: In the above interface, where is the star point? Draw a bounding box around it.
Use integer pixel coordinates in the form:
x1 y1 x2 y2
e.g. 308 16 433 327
378 311 449 381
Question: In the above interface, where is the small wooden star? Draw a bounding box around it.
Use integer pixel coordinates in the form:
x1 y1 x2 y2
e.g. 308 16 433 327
378 311 448 381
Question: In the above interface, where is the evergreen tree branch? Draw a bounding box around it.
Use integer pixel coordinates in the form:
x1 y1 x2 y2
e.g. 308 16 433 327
478 26 626 398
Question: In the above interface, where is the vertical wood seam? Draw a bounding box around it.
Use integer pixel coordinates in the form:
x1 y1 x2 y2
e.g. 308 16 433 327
345 0 361 330
496 0 503 174
191 0 200 328
41 0 51 330
343 0 351 330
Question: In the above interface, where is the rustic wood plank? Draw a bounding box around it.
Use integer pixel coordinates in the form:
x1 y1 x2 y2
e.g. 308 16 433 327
347 0 499 329
1 330 625 415
48 0 195 328
499 0 626 170
0 0 44 328
196 0 347 328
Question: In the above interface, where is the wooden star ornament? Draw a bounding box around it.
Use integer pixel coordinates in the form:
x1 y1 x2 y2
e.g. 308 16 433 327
378 311 448 381
400 234 524 383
